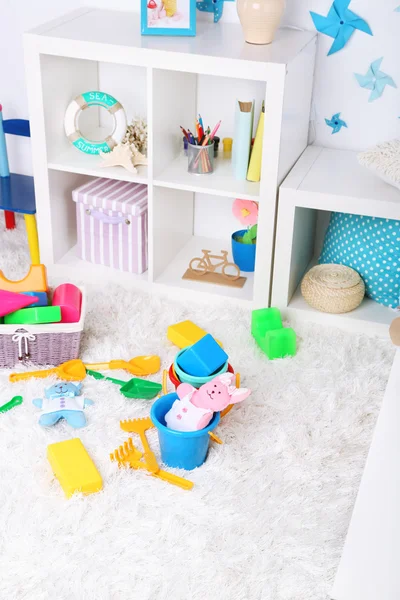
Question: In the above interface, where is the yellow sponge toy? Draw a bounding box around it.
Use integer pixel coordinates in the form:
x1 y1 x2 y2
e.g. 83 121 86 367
47 438 103 499
167 320 223 349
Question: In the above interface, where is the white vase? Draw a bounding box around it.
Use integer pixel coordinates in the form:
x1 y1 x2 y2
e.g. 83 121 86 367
237 0 285 45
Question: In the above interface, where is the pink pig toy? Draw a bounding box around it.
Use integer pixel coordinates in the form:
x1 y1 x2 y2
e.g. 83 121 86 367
165 373 251 433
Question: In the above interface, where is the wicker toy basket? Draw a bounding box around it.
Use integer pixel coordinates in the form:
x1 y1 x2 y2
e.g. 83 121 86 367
301 265 365 314
0 287 85 368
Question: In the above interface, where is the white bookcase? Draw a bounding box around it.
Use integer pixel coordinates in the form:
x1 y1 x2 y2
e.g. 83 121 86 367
272 145 400 337
23 7 316 307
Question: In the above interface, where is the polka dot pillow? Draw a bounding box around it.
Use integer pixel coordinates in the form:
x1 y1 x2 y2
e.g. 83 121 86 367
319 213 400 308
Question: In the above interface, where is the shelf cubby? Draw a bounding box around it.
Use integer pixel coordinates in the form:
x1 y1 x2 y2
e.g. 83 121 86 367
272 146 400 337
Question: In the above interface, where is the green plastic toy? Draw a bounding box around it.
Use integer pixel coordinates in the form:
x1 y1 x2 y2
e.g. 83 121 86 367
0 395 23 413
251 307 296 359
86 369 162 400
4 306 61 325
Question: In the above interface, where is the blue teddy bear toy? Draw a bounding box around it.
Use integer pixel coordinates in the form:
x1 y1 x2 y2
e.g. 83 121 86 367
32 382 93 429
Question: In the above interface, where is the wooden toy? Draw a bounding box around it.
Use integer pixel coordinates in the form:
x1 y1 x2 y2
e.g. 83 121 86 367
177 334 228 377
0 106 40 263
52 283 82 323
110 438 194 490
9 359 86 383
33 382 93 428
182 249 247 289
0 265 47 293
47 438 103 498
4 305 61 325
85 355 160 376
167 320 223 349
21 291 48 307
0 395 23 414
0 289 39 317
251 307 296 359
86 369 162 399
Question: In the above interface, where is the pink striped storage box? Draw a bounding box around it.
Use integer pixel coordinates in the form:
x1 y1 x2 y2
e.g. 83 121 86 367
72 178 148 274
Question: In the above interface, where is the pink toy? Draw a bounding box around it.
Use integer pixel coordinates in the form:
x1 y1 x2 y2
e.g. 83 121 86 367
165 373 251 432
52 284 82 323
0 289 38 317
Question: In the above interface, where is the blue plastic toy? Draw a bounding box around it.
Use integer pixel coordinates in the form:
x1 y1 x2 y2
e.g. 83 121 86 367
150 393 220 470
177 334 229 377
21 291 48 307
32 382 93 429
196 0 234 23
0 105 39 263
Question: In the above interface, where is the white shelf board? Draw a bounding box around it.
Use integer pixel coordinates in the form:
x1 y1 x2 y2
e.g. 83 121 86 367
154 236 254 304
48 146 148 184
332 349 400 600
28 8 316 80
51 245 149 289
154 153 260 201
286 282 394 337
282 146 400 219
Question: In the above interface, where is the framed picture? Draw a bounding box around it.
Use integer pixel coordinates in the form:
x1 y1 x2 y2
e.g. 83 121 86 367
141 0 196 36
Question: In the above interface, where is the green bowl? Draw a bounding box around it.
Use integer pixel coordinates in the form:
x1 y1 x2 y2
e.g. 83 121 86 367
174 347 228 387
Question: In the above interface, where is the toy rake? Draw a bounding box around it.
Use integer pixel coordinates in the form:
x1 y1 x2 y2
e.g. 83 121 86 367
110 438 193 491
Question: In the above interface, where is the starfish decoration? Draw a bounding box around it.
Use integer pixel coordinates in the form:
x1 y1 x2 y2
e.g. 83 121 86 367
325 113 348 134
99 143 147 174
196 0 234 23
310 0 372 56
355 58 397 102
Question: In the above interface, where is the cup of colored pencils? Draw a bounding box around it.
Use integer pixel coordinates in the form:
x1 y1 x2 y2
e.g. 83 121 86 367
181 117 221 175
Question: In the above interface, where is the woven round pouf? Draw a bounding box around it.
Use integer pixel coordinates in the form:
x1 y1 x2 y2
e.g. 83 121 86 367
301 264 365 314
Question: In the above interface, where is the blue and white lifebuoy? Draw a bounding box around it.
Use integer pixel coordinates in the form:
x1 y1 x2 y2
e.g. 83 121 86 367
64 91 127 155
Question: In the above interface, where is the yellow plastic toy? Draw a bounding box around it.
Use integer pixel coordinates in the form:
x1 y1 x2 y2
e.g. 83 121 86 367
110 437 193 491
9 359 86 383
85 355 160 376
163 0 177 17
47 438 103 498
0 264 47 293
167 320 222 349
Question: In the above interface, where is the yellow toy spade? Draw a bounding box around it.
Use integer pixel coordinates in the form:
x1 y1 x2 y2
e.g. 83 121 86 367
85 355 160 377
9 359 86 383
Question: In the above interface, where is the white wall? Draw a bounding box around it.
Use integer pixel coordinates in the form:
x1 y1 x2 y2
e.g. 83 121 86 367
0 0 399 175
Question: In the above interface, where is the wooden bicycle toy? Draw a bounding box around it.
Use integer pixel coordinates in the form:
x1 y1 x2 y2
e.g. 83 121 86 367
189 249 240 281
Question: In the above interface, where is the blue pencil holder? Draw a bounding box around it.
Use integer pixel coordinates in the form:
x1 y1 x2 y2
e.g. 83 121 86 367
174 348 228 388
150 393 220 470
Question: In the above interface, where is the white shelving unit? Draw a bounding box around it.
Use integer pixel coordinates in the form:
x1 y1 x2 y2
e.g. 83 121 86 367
24 7 316 307
272 146 400 337
332 349 400 600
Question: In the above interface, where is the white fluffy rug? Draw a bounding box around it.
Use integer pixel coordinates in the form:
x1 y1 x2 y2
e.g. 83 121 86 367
0 219 395 600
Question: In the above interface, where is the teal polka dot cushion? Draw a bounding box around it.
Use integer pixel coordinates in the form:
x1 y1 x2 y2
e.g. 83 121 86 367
319 213 400 308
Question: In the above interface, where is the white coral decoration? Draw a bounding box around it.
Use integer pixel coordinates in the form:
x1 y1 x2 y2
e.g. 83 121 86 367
123 117 148 156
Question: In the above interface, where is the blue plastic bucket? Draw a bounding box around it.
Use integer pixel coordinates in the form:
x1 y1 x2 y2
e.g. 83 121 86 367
150 393 220 470
174 348 228 388
231 230 256 272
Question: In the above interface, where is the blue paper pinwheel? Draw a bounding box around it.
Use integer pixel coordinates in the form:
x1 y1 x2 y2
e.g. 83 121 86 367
310 0 372 56
355 58 397 102
196 0 234 23
325 113 348 134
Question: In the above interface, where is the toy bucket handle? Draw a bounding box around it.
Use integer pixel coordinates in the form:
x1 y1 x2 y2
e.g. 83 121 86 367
85 208 131 226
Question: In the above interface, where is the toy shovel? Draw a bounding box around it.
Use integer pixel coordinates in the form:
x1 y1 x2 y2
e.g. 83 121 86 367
85 355 160 377
86 369 161 400
9 359 87 383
